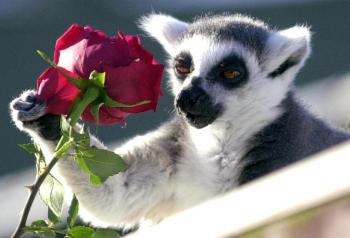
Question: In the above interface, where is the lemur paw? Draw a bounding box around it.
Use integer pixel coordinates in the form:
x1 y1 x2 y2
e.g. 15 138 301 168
10 90 46 122
10 90 62 141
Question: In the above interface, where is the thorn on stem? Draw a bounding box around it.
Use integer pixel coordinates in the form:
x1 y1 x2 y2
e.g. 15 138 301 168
25 185 33 190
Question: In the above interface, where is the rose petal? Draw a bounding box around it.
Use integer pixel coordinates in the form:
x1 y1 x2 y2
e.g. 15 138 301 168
103 62 164 114
56 27 132 78
54 24 86 64
36 67 80 115
125 34 153 64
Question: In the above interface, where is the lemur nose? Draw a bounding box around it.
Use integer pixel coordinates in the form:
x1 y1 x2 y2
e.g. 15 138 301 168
176 86 209 114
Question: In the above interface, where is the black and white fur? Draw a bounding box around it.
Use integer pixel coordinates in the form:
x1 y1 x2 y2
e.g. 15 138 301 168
10 13 350 229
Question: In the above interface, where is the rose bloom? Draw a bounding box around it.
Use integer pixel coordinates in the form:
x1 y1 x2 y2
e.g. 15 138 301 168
36 24 164 125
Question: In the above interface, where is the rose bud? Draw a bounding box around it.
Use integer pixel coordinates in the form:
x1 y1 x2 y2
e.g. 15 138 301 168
36 24 164 125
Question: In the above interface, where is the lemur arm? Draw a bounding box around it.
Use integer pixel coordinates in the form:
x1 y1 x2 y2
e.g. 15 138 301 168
10 90 178 227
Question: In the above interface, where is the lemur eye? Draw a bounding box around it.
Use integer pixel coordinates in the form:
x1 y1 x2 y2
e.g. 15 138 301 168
222 70 241 80
175 66 191 75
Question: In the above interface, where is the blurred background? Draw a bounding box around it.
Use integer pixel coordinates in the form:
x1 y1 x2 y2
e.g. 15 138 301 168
1 0 350 236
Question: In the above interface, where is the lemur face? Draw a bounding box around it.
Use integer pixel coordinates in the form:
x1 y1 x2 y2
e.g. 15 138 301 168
141 14 311 129
171 35 253 128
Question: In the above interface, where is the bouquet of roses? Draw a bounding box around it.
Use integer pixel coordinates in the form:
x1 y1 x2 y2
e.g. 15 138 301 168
12 24 164 238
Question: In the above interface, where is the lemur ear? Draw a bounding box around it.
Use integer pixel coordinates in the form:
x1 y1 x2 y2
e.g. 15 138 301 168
139 13 189 55
264 26 311 78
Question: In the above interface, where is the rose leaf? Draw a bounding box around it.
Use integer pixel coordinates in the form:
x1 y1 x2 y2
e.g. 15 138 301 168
39 174 64 218
48 207 61 224
81 148 128 178
67 194 79 228
24 220 56 238
18 143 37 154
92 228 120 238
67 226 94 238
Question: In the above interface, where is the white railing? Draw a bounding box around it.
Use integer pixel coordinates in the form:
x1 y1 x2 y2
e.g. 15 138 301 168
127 141 350 238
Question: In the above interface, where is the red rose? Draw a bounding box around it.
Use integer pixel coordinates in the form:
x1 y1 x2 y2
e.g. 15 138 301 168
36 24 164 125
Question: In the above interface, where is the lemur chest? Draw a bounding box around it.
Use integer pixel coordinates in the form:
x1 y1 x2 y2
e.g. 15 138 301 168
174 125 249 206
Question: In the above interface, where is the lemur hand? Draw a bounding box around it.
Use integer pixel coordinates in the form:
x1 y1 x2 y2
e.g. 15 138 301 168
10 90 62 141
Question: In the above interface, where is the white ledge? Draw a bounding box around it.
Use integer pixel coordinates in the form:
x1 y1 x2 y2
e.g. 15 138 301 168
126 141 350 238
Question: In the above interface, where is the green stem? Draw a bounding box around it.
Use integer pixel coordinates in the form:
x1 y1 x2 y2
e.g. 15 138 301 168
11 140 74 238
12 84 101 237
68 87 100 125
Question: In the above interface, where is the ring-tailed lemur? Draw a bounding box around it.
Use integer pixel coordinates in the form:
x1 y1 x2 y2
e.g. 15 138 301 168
10 13 350 228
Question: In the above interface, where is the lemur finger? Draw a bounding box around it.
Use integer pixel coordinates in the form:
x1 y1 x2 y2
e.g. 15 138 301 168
10 90 37 110
18 90 37 102
12 99 35 111
24 92 37 103
17 102 47 122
